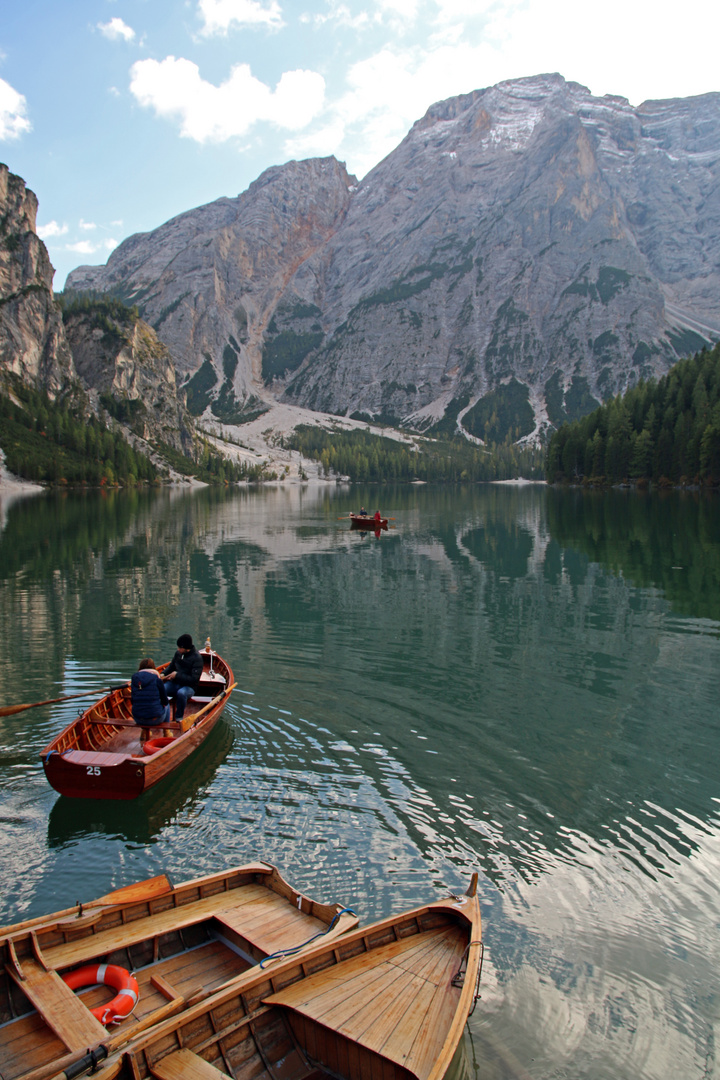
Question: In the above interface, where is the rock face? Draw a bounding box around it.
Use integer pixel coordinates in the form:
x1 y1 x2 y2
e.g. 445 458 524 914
0 163 194 461
0 164 74 393
67 157 356 423
63 307 193 455
66 76 720 440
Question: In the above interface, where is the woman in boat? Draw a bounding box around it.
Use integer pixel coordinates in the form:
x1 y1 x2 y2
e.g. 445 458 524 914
164 634 203 721
374 509 381 523
130 658 170 744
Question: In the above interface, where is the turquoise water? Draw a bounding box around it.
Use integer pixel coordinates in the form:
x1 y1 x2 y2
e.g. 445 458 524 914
1 482 719 1079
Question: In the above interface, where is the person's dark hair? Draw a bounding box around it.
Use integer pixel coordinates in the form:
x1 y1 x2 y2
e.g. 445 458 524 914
177 634 193 649
138 657 155 670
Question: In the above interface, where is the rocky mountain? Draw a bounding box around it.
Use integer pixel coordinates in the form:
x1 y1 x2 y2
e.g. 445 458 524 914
1 164 194 460
0 164 74 393
66 74 720 443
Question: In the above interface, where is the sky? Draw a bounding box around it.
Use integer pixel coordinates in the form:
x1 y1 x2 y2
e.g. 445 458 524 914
1 0 719 289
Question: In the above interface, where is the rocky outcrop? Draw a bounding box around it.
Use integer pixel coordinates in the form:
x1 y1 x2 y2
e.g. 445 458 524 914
0 163 195 464
0 164 74 393
66 76 720 441
63 306 194 455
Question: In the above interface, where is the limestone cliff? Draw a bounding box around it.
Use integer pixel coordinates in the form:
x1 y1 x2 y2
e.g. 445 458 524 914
62 304 194 455
1 164 194 465
0 164 74 393
66 76 720 441
67 157 356 424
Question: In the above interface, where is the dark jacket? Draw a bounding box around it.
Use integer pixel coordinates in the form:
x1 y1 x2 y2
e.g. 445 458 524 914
131 669 169 722
166 647 203 690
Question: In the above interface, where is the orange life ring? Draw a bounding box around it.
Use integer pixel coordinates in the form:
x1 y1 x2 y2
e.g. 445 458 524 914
62 963 139 1025
142 736 175 755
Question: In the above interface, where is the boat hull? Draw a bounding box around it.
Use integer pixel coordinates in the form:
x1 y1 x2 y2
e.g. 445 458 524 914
350 515 388 530
40 651 234 800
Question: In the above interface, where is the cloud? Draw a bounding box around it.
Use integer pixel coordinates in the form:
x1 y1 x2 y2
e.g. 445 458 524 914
197 0 284 35
64 236 119 256
79 219 97 231
66 241 99 255
0 77 31 140
98 17 136 42
287 41 493 176
37 221 69 240
130 56 325 142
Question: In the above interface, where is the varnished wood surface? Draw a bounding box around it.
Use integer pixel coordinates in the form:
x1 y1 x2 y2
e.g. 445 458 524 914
150 1048 230 1080
0 865 357 1080
266 927 465 1078
6 956 107 1052
119 889 481 1080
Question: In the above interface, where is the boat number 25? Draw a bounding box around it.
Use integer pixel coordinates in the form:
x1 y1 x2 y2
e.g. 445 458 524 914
86 765 101 775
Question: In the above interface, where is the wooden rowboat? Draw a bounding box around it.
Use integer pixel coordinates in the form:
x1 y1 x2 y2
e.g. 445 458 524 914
40 648 234 800
93 875 482 1080
350 515 388 530
0 863 358 1080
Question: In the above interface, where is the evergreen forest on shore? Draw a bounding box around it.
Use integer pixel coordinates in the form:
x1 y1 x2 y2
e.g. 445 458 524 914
546 341 720 486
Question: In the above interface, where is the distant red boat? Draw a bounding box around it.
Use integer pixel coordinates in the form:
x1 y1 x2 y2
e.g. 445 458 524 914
40 648 234 800
350 514 388 530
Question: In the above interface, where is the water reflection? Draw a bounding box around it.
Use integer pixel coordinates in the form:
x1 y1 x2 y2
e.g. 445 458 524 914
2 482 720 1079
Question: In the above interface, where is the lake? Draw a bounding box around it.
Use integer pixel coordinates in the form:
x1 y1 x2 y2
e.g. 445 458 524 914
0 481 719 1080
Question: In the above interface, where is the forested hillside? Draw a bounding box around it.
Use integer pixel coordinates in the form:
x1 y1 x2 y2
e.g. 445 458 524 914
546 343 720 485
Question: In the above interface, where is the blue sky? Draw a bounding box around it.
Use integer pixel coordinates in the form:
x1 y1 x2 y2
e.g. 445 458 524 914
1 0 718 289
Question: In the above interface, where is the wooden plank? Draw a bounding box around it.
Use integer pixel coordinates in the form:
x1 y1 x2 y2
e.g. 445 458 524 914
150 1048 230 1080
7 956 107 1052
267 927 468 1079
44 886 276 970
391 942 463 1080
264 930 440 1011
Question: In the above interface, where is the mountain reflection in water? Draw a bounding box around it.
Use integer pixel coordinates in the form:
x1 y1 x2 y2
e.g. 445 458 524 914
0 482 719 1080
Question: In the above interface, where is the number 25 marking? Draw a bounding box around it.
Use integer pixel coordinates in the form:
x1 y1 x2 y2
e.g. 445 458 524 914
86 765 101 776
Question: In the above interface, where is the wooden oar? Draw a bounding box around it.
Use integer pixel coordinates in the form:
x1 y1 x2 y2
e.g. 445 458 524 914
0 689 119 718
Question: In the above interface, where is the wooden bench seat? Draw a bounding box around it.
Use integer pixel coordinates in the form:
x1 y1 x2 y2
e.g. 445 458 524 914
150 1048 229 1080
7 956 106 1052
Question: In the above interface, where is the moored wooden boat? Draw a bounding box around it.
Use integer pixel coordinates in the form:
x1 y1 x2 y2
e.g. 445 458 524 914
0 863 358 1080
40 648 234 800
350 515 388 530
93 875 481 1080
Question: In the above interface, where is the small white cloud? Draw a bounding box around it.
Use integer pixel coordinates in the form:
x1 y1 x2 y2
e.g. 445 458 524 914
110 219 123 227
98 17 136 42
79 219 97 231
0 77 31 140
130 56 324 142
104 238 119 251
197 0 284 35
66 241 100 255
37 221 69 240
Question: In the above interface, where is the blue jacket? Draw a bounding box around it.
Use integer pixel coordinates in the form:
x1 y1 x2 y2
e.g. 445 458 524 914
131 669 169 722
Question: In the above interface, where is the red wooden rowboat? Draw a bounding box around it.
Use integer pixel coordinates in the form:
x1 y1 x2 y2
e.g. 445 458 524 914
40 648 234 800
350 514 388 530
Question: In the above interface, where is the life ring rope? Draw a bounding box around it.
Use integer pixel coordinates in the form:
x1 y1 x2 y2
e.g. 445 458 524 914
62 963 139 1025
